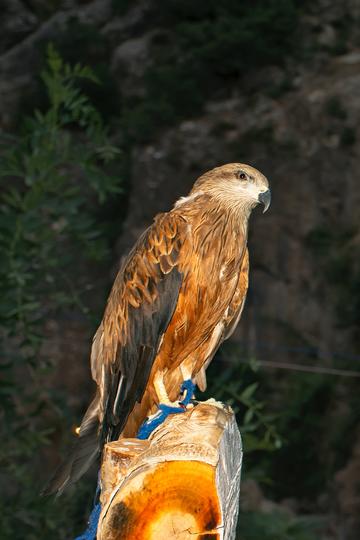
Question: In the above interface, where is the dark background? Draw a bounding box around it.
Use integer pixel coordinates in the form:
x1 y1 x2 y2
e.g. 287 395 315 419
1 1 360 539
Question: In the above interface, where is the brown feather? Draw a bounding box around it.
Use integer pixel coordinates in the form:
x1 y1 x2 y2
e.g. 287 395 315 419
45 163 270 493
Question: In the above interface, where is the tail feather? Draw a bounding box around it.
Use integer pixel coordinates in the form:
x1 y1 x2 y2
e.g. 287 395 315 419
42 396 100 496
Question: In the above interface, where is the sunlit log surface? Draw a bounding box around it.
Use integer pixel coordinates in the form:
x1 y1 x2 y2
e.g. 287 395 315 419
97 400 242 540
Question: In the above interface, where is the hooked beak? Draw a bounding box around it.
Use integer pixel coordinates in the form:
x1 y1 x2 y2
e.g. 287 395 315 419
258 189 271 213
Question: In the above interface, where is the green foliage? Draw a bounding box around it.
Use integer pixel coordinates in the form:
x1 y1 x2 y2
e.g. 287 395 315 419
324 96 347 119
306 226 360 336
50 18 119 120
207 340 358 505
237 510 323 540
306 227 333 255
25 0 63 20
267 373 335 499
206 344 334 535
0 45 122 539
206 346 281 455
328 14 354 55
340 126 356 147
121 0 300 141
112 0 133 15
20 20 120 124
256 363 358 504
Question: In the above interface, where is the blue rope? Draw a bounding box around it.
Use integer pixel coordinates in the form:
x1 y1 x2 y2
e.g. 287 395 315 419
137 403 185 439
74 380 196 538
137 379 196 439
74 502 101 540
179 379 196 406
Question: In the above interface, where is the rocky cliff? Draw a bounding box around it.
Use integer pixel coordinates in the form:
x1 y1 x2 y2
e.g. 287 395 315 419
2 0 359 362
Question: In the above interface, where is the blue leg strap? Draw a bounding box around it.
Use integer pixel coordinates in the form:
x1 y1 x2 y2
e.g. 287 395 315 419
179 379 196 406
74 474 101 539
74 502 101 540
137 379 196 440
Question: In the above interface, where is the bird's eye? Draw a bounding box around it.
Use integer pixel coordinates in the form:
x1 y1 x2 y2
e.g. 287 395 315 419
237 171 247 180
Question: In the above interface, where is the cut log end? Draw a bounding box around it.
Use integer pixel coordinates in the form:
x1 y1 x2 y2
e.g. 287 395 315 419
101 461 221 539
98 401 242 540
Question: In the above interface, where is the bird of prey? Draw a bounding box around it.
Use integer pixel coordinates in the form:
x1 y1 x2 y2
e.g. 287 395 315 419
45 162 270 495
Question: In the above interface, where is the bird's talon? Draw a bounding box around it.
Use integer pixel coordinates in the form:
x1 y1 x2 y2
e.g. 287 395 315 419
180 379 195 394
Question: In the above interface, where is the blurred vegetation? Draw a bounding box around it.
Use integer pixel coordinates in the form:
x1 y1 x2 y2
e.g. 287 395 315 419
306 226 360 344
0 45 122 539
48 19 120 124
208 345 354 496
207 350 282 455
206 346 359 540
21 2 303 150
237 511 324 540
120 0 300 141
23 0 301 147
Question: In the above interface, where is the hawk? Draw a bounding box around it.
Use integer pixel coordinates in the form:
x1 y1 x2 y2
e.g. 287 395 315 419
45 163 270 494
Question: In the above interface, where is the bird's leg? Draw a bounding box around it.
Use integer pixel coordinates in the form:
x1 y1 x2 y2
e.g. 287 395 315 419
153 369 183 407
137 368 198 440
153 367 196 408
137 369 189 440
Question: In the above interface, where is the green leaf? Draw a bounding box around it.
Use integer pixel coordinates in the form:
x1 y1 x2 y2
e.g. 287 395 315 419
240 382 259 402
244 407 254 424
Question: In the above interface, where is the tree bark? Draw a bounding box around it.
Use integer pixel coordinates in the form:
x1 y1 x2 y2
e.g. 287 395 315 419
97 400 242 540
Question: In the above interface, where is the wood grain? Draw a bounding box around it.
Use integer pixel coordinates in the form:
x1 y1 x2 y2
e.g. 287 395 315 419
97 400 242 540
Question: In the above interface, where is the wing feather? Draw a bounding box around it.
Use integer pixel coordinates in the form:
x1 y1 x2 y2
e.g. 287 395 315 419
91 212 189 441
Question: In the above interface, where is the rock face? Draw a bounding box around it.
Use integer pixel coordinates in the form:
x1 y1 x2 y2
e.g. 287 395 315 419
0 0 113 128
120 51 360 364
0 0 39 55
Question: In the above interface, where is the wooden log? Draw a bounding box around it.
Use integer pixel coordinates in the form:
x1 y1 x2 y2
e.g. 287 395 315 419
97 399 242 540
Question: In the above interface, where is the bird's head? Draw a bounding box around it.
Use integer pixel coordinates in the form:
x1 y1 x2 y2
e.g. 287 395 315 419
191 163 271 214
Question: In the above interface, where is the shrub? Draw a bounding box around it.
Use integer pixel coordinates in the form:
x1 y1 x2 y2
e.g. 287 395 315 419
0 44 122 539
121 0 300 141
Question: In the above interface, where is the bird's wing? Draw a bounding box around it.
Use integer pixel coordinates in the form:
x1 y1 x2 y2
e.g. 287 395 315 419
43 212 189 496
91 211 190 440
